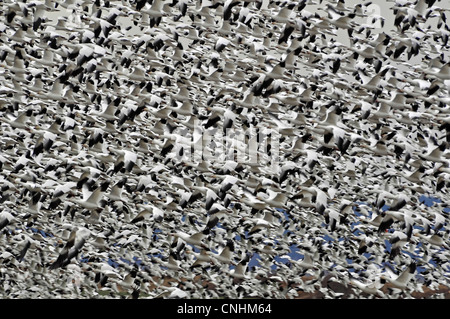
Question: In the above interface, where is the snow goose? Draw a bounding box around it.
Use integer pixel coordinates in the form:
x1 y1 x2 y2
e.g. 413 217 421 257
132 203 164 224
399 166 427 185
377 208 415 236
110 147 138 175
169 85 191 103
0 210 16 232
14 234 39 264
420 62 450 82
290 252 319 272
90 100 119 122
380 262 417 291
105 178 128 202
414 232 450 249
349 278 385 297
209 240 236 266
258 189 288 209
1 109 34 131
32 130 57 158
187 248 214 269
158 253 188 274
387 230 416 260
269 3 296 24
154 286 189 299
171 231 209 249
417 143 449 164
241 191 269 211
49 226 90 270
167 100 194 117
141 0 168 27
243 211 278 235
38 78 68 104
292 185 330 214
67 184 107 211
230 259 250 282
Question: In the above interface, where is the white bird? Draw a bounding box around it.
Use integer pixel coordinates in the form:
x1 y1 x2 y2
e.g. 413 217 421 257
239 194 267 213
414 232 450 249
90 101 119 122
258 189 288 209
68 185 107 211
159 254 187 274
110 148 138 174
105 179 127 202
0 210 16 231
209 241 236 266
244 211 278 235
132 203 164 223
418 143 448 164
154 286 189 299
350 278 385 297
420 63 450 82
230 261 249 281
171 231 208 249
1 110 33 130
290 252 318 271
380 262 417 291
188 248 213 268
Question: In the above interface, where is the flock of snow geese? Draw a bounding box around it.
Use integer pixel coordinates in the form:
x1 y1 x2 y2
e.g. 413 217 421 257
1 0 450 299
